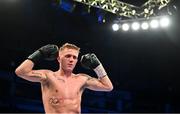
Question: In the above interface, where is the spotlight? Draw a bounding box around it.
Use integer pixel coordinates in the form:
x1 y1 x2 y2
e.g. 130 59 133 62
97 10 106 23
141 22 149 30
122 23 130 31
131 22 140 31
112 24 119 31
150 20 159 29
98 15 106 23
160 16 170 28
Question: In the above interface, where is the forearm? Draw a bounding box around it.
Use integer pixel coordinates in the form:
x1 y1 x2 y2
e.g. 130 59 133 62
15 59 34 76
15 60 47 82
81 53 113 91
94 64 113 90
85 75 113 91
15 44 58 82
98 75 113 91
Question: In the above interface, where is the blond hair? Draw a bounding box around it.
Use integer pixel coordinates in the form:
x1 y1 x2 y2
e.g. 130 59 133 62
59 43 80 52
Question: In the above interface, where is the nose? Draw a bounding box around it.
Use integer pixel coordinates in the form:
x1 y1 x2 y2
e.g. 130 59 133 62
69 56 74 62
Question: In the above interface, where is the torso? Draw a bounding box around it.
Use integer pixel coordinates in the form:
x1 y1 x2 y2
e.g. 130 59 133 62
41 71 87 113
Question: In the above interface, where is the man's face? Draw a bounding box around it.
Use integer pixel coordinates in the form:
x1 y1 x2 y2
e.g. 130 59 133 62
58 48 79 72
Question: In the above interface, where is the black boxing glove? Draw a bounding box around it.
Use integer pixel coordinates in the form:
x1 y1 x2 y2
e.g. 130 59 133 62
28 44 59 64
80 53 107 78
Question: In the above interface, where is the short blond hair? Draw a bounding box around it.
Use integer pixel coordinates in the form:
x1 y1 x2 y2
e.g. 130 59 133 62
59 43 80 52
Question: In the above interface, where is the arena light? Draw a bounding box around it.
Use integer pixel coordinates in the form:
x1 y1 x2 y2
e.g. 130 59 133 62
97 10 106 23
122 23 130 31
141 22 149 30
131 22 140 31
111 15 172 32
150 20 159 29
160 16 170 28
112 23 119 31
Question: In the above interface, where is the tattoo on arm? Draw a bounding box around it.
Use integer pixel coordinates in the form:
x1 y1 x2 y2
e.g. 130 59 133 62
87 76 98 82
32 71 42 76
31 71 46 80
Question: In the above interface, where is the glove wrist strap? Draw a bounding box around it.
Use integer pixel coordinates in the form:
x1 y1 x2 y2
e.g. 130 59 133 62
94 64 107 78
27 50 42 64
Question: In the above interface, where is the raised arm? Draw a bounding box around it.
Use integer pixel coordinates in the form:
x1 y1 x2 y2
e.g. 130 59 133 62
15 44 59 82
81 53 113 91
15 60 47 82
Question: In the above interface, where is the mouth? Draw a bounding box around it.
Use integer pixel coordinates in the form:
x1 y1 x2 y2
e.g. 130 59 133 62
67 64 73 67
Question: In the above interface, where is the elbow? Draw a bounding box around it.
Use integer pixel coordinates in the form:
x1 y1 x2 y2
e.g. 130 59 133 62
106 85 113 92
109 86 114 91
15 68 23 77
15 68 20 76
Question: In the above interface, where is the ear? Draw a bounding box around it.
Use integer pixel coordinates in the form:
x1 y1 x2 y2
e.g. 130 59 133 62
57 56 60 63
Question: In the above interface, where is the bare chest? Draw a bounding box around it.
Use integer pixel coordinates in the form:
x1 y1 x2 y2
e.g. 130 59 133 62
43 76 85 98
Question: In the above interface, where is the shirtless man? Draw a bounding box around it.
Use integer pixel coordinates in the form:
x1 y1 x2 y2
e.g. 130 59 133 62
15 43 113 113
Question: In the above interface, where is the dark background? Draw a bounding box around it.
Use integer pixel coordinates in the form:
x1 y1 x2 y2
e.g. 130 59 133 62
0 0 180 113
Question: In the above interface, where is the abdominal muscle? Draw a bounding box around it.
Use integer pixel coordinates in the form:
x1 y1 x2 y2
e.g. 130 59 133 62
43 95 81 113
41 73 86 113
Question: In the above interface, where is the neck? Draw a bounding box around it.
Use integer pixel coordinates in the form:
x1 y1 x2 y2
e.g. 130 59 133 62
58 68 72 77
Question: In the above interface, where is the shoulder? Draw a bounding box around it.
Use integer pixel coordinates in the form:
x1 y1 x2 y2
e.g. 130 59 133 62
75 73 92 80
40 70 55 84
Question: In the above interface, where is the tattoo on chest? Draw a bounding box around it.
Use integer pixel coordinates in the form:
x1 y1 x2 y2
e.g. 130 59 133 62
49 97 63 105
55 77 65 82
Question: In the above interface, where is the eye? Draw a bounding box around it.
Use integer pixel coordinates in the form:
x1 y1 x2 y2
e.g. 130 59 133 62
65 54 71 58
73 56 77 60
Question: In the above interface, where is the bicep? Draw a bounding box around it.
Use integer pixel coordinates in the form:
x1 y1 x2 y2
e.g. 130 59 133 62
85 76 106 91
18 70 47 82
